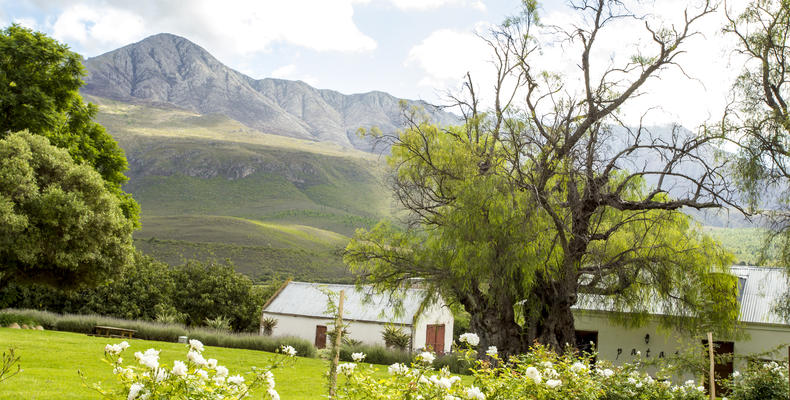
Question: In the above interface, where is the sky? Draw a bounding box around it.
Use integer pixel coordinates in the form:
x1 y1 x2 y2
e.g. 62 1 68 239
0 0 748 128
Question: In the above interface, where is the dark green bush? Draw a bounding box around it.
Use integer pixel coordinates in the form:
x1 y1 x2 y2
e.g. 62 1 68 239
433 352 473 375
0 312 36 327
188 329 315 358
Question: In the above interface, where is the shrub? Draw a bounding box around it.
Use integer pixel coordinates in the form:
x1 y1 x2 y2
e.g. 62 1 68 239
381 324 410 351
335 334 710 400
0 312 37 328
339 344 412 365
0 309 58 328
432 352 472 375
261 317 277 336
188 329 316 359
725 360 790 400
205 315 232 331
83 339 296 399
0 308 316 357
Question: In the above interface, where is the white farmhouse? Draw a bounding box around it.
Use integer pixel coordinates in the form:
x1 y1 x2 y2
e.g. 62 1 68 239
260 281 454 353
572 265 790 391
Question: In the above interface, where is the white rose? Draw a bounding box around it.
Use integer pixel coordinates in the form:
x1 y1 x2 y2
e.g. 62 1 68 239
459 333 480 346
171 360 188 377
127 383 144 400
189 339 204 353
525 366 542 384
545 379 562 388
465 386 485 400
418 351 435 364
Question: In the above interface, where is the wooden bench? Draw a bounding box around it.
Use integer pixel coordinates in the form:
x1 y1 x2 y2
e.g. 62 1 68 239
91 325 136 339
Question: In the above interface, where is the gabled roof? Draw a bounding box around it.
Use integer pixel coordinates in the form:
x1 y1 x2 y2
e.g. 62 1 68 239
575 265 789 326
262 281 430 325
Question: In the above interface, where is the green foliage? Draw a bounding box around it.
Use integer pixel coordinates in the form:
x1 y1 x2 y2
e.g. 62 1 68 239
0 131 135 289
346 114 738 352
169 260 265 332
0 312 37 327
84 340 293 399
260 317 278 336
154 304 187 325
0 308 317 357
0 25 138 225
0 348 20 384
725 361 790 400
336 342 708 400
0 256 267 333
338 343 411 366
204 315 233 331
381 324 410 351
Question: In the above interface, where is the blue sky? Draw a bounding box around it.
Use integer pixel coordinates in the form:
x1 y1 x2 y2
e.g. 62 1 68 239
1 0 745 127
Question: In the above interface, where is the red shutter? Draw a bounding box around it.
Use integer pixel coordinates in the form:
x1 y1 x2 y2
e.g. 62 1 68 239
435 324 445 354
425 324 446 354
315 325 327 349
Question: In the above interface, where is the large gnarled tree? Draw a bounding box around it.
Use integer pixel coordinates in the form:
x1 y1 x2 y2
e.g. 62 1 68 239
346 0 740 355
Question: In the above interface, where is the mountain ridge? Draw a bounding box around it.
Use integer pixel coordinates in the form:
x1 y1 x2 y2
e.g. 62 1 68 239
81 32 457 151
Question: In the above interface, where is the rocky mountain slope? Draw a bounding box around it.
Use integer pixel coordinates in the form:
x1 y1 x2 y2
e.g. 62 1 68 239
81 33 457 151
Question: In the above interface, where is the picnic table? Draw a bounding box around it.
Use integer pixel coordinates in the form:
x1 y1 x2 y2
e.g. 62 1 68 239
91 325 136 339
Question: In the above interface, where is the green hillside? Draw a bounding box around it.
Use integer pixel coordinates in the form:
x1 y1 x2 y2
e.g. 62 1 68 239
88 95 391 282
703 226 782 266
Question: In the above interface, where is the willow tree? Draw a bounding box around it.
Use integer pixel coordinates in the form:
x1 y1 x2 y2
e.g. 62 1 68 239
722 0 790 318
346 0 741 356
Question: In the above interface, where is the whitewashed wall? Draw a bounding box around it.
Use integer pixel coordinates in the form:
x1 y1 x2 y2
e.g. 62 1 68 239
412 302 454 353
263 303 453 353
574 310 790 380
262 312 398 348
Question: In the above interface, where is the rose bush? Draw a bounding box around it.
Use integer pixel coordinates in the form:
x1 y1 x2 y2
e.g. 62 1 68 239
335 333 709 400
83 339 296 399
724 360 789 400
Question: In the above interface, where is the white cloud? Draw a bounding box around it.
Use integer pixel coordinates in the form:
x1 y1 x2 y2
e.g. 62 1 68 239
389 0 484 11
47 0 376 57
405 26 492 93
271 63 319 86
12 17 37 30
52 4 145 53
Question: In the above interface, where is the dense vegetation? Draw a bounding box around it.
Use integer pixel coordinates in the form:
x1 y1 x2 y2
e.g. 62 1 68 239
0 254 278 332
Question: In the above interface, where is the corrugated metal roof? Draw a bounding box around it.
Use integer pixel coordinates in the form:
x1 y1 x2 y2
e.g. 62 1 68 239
731 265 787 325
575 265 789 326
262 281 428 325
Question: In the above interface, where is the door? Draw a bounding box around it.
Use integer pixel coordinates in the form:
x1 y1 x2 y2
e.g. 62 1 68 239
575 330 598 363
425 324 445 354
702 340 734 395
315 325 327 349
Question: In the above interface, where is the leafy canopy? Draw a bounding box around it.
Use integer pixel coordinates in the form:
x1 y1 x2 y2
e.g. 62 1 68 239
0 24 139 226
0 131 135 289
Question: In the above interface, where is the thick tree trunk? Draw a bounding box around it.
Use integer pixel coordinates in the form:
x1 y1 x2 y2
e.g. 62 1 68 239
458 288 529 358
523 275 577 352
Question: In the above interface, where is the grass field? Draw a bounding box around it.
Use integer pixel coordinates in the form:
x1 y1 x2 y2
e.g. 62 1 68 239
0 328 342 399
83 95 393 282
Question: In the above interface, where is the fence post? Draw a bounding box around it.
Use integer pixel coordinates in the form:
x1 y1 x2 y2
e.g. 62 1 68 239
328 290 345 398
707 332 715 400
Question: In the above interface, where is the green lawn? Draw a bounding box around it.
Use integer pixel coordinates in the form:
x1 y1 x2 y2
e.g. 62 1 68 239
0 328 339 399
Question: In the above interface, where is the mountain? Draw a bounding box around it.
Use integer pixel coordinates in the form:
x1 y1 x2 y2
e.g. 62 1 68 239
81 33 457 151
